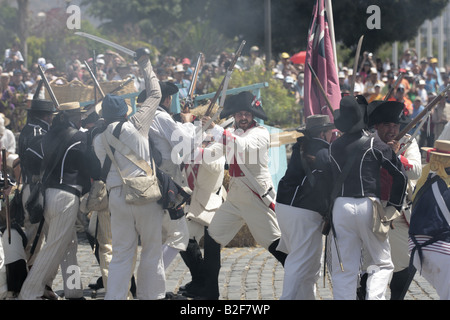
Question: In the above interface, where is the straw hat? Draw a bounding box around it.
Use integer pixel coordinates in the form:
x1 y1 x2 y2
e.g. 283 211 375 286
57 102 86 114
0 113 10 127
422 140 450 159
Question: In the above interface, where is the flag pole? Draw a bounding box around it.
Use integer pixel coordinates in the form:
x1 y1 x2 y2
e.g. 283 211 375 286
325 0 338 75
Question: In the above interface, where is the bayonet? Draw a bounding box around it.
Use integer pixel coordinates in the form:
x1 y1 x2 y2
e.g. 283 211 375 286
185 52 203 110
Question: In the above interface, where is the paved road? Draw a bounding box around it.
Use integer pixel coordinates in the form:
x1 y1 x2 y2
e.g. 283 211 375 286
51 233 439 301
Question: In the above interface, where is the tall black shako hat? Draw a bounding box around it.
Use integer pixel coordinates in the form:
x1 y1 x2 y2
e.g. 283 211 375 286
137 81 179 104
333 95 368 134
29 99 57 113
366 100 405 128
220 91 267 121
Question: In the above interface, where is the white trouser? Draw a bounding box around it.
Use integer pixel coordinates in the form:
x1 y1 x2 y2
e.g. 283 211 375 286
88 210 112 290
275 203 324 300
209 178 281 249
159 160 189 252
22 184 48 267
362 214 410 273
106 187 165 300
0 234 6 299
413 247 450 300
331 197 393 300
19 188 82 300
389 215 410 272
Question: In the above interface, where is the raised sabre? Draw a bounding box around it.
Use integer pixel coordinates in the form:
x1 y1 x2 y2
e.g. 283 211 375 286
350 35 364 95
75 32 136 58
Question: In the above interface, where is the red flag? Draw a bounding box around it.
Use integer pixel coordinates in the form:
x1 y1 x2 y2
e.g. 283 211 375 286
303 0 341 122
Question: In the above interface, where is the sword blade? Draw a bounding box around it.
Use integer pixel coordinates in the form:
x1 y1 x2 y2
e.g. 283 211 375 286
350 35 364 95
75 32 136 58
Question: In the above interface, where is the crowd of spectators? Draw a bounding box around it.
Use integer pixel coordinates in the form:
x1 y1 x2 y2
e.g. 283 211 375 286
1 40 449 151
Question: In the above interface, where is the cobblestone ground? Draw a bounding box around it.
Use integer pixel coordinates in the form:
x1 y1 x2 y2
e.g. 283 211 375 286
51 234 439 300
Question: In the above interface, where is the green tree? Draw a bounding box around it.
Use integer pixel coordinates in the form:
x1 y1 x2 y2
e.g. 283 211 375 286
82 0 449 58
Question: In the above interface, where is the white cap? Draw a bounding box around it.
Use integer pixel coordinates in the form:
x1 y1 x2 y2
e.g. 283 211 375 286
45 63 55 70
285 76 294 83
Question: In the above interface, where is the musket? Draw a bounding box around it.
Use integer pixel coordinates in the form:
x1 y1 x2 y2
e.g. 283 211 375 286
33 79 44 100
92 50 98 103
184 52 203 110
37 65 59 108
307 62 334 114
109 77 134 95
350 35 364 95
2 149 11 244
384 72 404 101
84 60 105 99
204 40 246 117
395 83 450 141
82 77 133 114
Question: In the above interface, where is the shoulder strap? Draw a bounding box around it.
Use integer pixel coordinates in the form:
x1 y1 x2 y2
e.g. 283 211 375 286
101 130 155 179
431 181 450 227
102 133 125 183
103 129 154 175
412 174 441 208
100 121 124 182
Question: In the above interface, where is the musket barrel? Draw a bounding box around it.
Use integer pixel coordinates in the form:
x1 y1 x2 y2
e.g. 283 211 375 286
84 60 105 99
37 65 59 108
205 40 246 116
187 53 203 104
384 72 404 102
2 149 10 244
395 83 450 140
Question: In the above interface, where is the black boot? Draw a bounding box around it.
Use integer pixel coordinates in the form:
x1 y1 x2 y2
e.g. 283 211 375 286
357 273 368 300
130 275 137 298
195 227 221 300
268 238 287 267
5 259 27 294
390 268 411 300
179 239 205 297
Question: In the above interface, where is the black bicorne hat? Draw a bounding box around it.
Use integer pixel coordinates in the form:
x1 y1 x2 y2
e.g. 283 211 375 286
29 99 57 113
220 91 268 121
333 95 367 134
137 81 179 104
367 100 404 128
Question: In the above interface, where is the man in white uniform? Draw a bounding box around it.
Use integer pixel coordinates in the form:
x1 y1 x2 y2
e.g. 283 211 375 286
178 140 226 298
148 81 195 269
93 94 165 300
201 91 286 299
